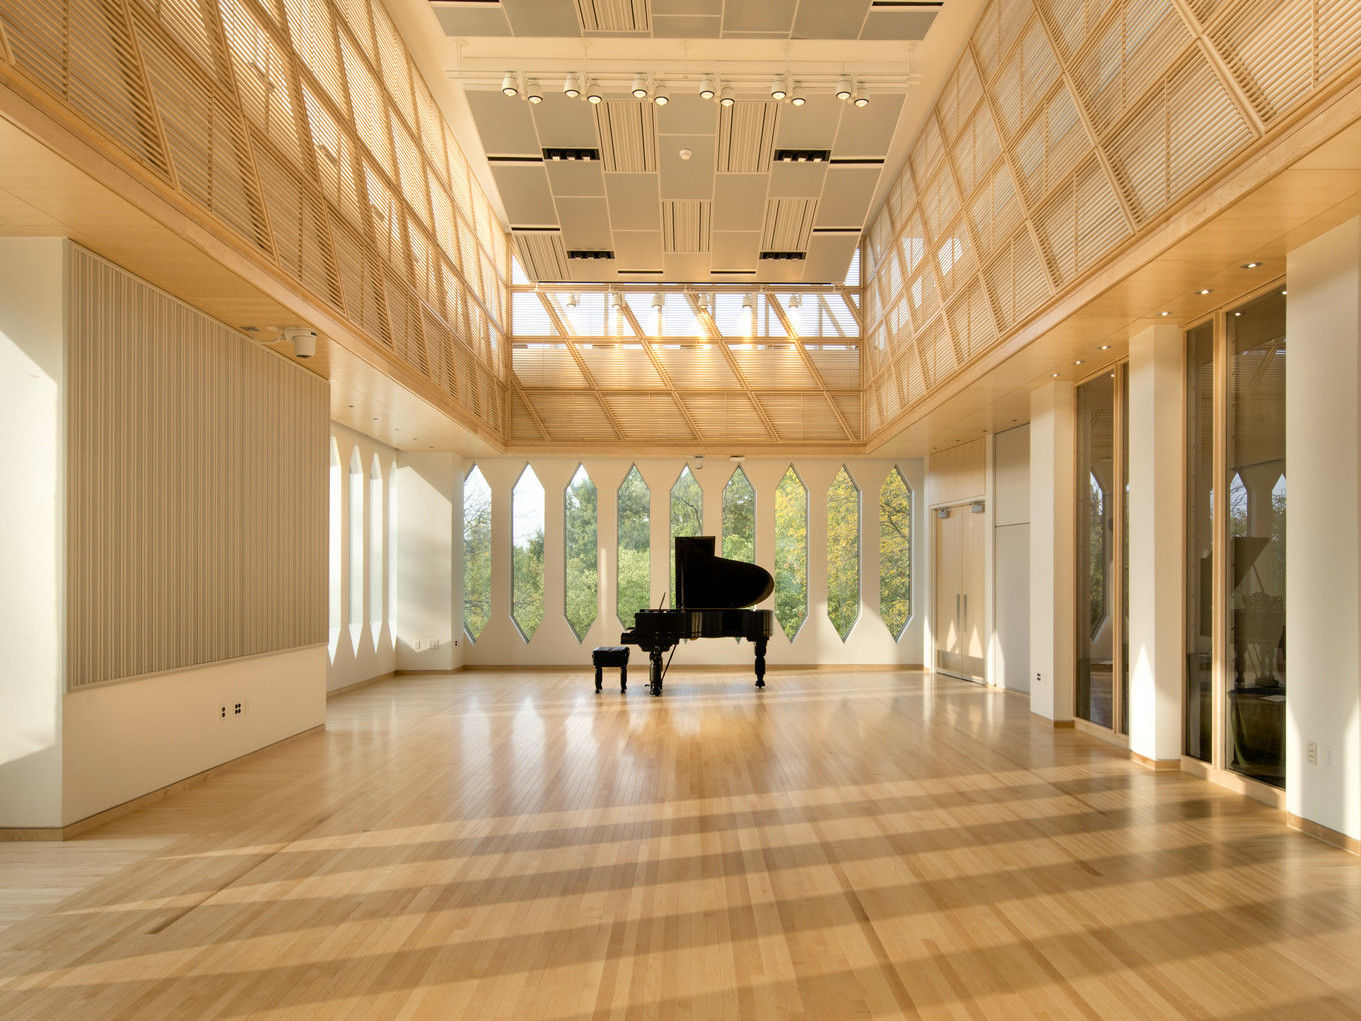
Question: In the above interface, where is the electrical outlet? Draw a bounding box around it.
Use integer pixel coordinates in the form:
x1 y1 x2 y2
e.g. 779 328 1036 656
412 639 423 651
1307 740 1318 765
220 705 228 719
430 638 440 649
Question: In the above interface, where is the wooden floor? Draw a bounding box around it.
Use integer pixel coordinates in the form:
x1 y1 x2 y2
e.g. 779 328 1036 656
1 669 1359 1019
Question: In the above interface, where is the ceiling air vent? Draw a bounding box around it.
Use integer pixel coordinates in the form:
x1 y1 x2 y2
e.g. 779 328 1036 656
760 252 808 261
774 149 831 163
575 0 650 32
595 102 658 173
567 250 615 260
870 1 944 7
542 147 601 161
718 103 779 174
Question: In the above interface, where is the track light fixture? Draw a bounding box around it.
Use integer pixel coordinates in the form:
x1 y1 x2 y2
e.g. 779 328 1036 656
563 72 581 98
632 73 649 99
771 76 787 101
586 79 603 103
789 82 806 106
525 79 543 104
698 75 715 100
652 80 668 105
853 84 869 107
719 84 735 107
835 75 852 101
501 72 519 97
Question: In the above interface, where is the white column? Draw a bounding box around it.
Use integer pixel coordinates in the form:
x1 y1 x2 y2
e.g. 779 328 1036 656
1286 217 1361 844
0 239 65 828
1030 382 1076 722
1127 325 1185 764
396 453 459 671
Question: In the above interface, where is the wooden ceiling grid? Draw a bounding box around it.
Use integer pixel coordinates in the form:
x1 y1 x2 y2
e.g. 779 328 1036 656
860 0 1361 443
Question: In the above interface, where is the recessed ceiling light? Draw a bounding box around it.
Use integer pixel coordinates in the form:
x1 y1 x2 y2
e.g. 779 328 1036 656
1242 261 1263 269
1160 311 1170 316
1099 345 1110 350
1052 372 1060 378
1074 360 1084 365
1281 289 1288 295
1234 311 1242 317
1197 288 1213 295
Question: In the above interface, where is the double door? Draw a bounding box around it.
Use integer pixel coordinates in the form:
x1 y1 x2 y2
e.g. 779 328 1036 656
934 505 986 681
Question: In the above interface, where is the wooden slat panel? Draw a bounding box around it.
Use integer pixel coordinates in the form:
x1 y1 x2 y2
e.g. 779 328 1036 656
66 247 327 688
929 438 987 504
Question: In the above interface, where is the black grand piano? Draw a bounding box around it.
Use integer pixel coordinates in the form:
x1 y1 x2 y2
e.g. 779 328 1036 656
621 536 774 696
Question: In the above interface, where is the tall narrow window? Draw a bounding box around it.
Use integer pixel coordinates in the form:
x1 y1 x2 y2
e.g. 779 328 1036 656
463 465 492 642
879 468 913 640
722 466 755 562
512 466 545 642
1226 288 1287 788
1076 374 1115 727
328 439 342 658
564 465 598 642
1185 322 1215 762
348 449 364 643
827 466 861 641
617 466 650 626
670 466 702 597
774 467 808 641
388 467 398 647
369 456 384 647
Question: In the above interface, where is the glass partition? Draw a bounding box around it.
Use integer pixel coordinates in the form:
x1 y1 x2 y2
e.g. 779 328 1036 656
1185 322 1215 762
1226 288 1287 787
1076 373 1115 727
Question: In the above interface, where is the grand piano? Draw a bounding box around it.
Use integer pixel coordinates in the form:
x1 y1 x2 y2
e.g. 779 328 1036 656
621 536 775 696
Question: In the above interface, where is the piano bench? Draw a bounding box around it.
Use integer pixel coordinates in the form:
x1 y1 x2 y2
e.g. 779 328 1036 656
592 646 630 693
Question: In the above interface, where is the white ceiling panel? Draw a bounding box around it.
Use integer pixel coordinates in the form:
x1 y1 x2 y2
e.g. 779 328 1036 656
433 7 512 35
791 1 869 40
502 0 584 35
652 15 722 36
493 164 560 225
466 91 541 156
544 159 607 197
613 230 664 266
722 0 793 34
713 175 769 231
769 161 828 198
657 95 721 135
556 196 614 248
659 134 717 199
528 94 601 148
773 96 844 148
605 173 662 230
663 253 713 278
817 167 882 226
861 10 939 41
652 0 720 15
711 230 761 267
832 94 906 156
803 233 861 282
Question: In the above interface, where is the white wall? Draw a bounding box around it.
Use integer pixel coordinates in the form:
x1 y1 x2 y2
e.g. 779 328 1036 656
62 648 325 824
395 453 461 673
0 239 65 827
1030 383 1076 721
448 456 926 669
328 423 400 691
1287 218 1361 843
993 425 1030 693
1127 325 1185 764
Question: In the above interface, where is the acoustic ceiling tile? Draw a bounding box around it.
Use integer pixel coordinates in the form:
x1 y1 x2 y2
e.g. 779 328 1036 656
659 135 717 199
545 159 607 197
713 175 769 231
503 0 583 36
466 91 541 157
652 15 723 37
556 196 614 249
816 167 881 225
529 94 602 149
491 164 559 226
769 161 829 198
606 173 663 230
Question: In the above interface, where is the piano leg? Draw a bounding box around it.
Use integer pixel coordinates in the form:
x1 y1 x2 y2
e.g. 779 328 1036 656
649 648 664 696
754 636 768 689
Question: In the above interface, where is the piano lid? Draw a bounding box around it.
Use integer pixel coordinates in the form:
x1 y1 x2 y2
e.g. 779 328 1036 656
674 536 774 610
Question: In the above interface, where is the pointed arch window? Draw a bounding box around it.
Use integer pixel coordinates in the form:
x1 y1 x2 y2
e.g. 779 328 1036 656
774 467 808 641
670 466 703 596
463 465 492 642
564 466 598 642
827 466 861 641
512 465 545 642
722 466 755 563
879 467 913 640
617 466 650 627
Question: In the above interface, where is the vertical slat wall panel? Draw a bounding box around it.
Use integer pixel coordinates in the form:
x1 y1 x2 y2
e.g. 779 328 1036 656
861 0 1361 443
67 247 328 689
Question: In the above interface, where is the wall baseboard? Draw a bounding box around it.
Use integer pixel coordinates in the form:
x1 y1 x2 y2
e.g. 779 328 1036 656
1288 814 1361 856
1130 751 1181 771
0 725 324 842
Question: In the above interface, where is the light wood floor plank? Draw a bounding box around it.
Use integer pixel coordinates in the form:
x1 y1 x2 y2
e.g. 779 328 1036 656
0 669 1358 1019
